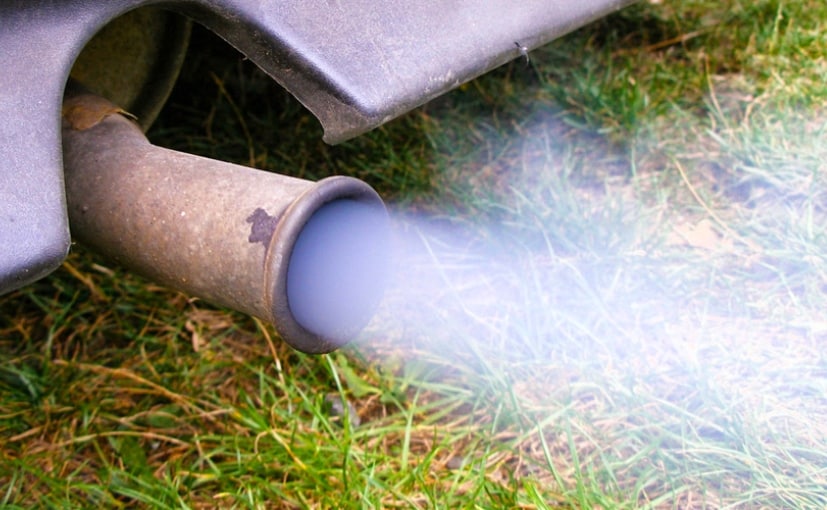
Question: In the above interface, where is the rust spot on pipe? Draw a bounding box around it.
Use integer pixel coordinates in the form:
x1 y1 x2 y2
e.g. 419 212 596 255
246 208 279 246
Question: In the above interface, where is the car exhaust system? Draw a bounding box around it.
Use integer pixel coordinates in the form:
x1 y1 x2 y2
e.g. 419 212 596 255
1 1 635 351
61 87 390 353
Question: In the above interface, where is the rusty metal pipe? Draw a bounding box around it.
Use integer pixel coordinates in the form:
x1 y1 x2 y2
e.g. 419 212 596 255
61 90 389 353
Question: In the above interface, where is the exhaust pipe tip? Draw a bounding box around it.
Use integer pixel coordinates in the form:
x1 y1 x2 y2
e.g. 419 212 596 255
267 176 390 354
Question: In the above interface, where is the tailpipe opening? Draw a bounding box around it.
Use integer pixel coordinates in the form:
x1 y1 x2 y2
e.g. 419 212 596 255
269 180 391 353
62 89 390 353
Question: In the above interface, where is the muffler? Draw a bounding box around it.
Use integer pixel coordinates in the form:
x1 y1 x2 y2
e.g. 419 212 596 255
61 88 390 353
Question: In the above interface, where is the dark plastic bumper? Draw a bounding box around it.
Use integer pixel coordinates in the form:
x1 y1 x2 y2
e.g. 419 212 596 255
0 0 634 294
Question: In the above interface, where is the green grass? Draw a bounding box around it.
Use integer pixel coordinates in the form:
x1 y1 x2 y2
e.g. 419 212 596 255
3 0 827 507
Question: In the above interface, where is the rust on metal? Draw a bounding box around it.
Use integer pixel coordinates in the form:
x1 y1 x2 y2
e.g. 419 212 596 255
62 92 137 131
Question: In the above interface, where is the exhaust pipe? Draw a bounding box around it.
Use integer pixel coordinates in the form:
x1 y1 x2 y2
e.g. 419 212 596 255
61 89 390 353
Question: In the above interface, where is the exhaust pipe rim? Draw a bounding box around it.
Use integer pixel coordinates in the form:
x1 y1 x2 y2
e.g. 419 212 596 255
266 175 389 354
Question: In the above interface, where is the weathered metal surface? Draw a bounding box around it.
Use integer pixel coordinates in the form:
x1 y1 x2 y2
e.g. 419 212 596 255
0 0 635 293
62 91 389 353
